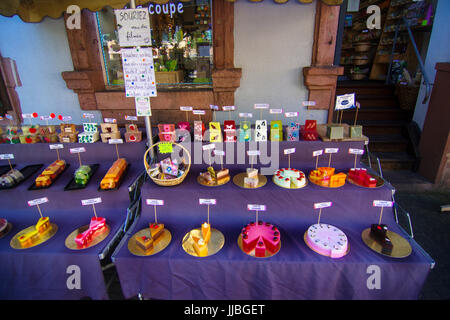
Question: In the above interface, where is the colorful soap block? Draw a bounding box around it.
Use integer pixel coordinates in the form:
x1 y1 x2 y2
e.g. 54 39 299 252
239 120 251 142
39 125 56 135
124 131 142 142
59 132 79 143
270 120 283 141
126 123 139 132
350 125 363 138
209 122 222 142
21 125 40 136
286 122 300 141
194 121 205 142
5 126 19 135
19 134 41 144
100 123 118 133
300 119 318 141
158 124 176 142
223 120 236 142
61 124 77 134
326 124 344 140
255 120 267 142
78 131 99 143
41 133 59 143
4 135 20 144
82 123 98 133
100 131 121 143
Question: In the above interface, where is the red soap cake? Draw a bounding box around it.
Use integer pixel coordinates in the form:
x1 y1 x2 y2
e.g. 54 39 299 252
241 221 280 257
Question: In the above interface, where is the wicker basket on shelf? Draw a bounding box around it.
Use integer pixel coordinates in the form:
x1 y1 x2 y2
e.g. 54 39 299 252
143 141 191 187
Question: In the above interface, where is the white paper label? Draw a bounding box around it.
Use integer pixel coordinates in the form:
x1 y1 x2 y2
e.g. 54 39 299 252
254 103 269 109
61 116 72 122
146 199 164 206
202 144 216 151
5 114 13 120
209 105 219 110
104 118 117 123
22 113 33 119
49 144 64 150
302 101 316 107
313 150 323 157
314 202 333 209
199 199 216 205
325 148 339 154
239 113 253 118
125 115 138 121
122 47 157 98
135 97 152 116
40 116 52 121
335 93 355 110
83 113 95 119
284 148 296 155
108 139 124 144
285 112 298 118
28 197 48 206
214 150 225 156
269 109 283 114
348 148 364 155
114 8 152 47
222 106 235 111
248 204 266 211
192 110 206 115
180 106 193 111
81 197 102 206
70 147 86 154
247 150 260 156
0 154 14 160
373 200 394 208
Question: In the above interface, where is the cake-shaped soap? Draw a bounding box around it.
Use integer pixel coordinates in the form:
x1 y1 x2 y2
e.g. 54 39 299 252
199 167 230 186
369 224 393 255
74 165 92 186
191 222 211 257
273 168 306 189
305 223 348 258
241 221 280 257
309 167 346 188
0 218 8 235
35 160 66 188
18 217 52 247
0 169 24 188
347 168 377 188
100 158 128 190
75 217 107 248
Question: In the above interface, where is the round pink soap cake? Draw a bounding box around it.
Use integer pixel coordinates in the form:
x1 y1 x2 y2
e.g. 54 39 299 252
241 221 280 257
305 223 348 258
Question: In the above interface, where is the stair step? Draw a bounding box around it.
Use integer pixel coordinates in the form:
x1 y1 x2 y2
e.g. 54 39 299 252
356 98 399 108
367 135 409 152
365 151 416 170
342 120 407 136
340 108 413 121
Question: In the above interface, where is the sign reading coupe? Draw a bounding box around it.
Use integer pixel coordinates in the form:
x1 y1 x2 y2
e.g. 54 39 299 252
148 2 184 18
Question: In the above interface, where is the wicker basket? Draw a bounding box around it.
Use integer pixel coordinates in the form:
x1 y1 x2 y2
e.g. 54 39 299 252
143 141 191 186
396 83 420 110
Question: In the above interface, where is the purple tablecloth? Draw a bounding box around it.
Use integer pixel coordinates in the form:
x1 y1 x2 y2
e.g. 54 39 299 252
0 141 146 300
112 140 432 300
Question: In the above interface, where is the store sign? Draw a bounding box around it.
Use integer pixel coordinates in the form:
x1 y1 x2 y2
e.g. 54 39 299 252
122 47 157 97
114 8 152 47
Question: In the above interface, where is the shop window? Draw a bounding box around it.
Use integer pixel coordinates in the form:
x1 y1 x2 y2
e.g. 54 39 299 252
96 0 213 90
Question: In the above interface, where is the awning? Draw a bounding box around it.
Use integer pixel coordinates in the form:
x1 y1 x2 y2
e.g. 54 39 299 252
0 0 342 23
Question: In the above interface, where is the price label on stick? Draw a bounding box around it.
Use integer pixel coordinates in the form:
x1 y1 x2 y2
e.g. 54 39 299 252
349 148 364 155
125 115 138 121
325 148 339 154
284 148 296 155
254 104 269 110
146 199 164 206
22 113 34 119
180 106 193 111
313 150 323 157
285 112 299 118
210 105 219 111
0 154 14 160
302 101 316 107
248 204 266 211
70 147 86 154
314 202 333 209
49 144 63 150
214 150 225 156
199 199 216 205
202 144 215 151
239 113 253 118
83 113 95 119
270 109 283 114
108 139 124 144
373 200 394 208
28 197 49 207
81 197 102 206
222 106 235 111
193 110 206 115
104 118 117 124
247 150 260 156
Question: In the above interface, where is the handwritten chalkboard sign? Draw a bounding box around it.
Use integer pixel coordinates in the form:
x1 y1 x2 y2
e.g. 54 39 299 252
114 8 152 47
121 47 157 97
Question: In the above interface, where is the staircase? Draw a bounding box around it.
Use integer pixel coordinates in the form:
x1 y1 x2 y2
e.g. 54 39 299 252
336 81 418 171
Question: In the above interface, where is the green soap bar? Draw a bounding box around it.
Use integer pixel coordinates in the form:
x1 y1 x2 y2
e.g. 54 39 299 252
326 125 344 140
350 125 363 138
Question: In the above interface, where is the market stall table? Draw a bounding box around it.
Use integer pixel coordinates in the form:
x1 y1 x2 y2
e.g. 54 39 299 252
0 141 146 299
112 140 433 300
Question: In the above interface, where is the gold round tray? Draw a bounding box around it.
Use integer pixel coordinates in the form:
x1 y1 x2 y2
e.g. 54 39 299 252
272 172 308 190
237 234 281 258
303 230 350 259
182 227 224 258
346 174 385 189
361 228 412 258
128 227 172 257
0 222 13 239
65 224 111 250
197 174 231 187
308 172 346 189
232 172 267 189
10 223 58 250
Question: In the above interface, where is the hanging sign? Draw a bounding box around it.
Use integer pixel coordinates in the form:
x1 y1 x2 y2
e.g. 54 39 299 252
135 97 152 116
114 8 152 47
122 47 157 98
